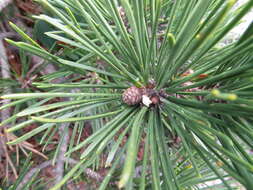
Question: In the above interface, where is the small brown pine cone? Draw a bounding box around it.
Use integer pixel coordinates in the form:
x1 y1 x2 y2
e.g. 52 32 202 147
122 86 142 105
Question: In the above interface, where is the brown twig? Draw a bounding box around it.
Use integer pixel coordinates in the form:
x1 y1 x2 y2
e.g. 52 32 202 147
17 158 103 190
0 32 16 39
16 160 52 190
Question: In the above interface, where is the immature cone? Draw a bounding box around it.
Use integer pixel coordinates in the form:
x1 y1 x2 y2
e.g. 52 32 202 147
122 86 142 105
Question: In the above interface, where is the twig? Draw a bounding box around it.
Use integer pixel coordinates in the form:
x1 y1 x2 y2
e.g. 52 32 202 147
54 88 80 187
5 146 18 179
52 84 103 187
0 32 16 39
46 71 70 187
17 158 103 190
0 0 12 12
16 160 52 190
54 123 70 186
27 55 44 76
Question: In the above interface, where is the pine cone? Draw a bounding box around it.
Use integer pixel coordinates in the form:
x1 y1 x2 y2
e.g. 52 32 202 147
122 86 142 105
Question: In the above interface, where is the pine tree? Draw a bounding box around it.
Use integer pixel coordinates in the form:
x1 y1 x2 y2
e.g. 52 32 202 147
1 0 253 189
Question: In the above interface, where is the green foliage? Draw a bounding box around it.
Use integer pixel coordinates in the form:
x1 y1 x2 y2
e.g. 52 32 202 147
1 0 253 189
